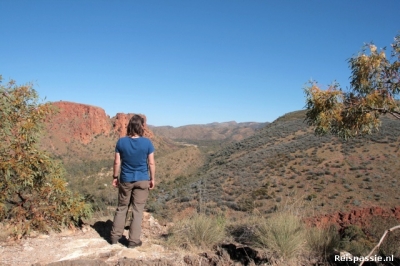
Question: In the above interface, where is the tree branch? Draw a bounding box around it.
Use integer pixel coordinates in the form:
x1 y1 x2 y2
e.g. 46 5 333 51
4 193 27 207
389 112 400 119
366 107 400 119
359 225 400 266
17 192 26 203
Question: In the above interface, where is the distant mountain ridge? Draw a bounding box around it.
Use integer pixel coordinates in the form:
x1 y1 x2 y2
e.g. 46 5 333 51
149 121 268 142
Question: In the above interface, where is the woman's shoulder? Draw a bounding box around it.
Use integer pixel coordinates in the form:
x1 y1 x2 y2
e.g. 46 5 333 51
140 137 154 146
116 136 130 143
139 136 152 142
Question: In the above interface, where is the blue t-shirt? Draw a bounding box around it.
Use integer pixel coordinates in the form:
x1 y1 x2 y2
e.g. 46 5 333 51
115 137 155 183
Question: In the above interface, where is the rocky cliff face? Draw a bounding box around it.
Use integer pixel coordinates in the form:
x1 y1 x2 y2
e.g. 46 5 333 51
47 101 113 144
41 101 165 164
46 101 153 144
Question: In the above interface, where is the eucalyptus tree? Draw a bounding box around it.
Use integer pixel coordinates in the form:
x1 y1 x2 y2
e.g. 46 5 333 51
304 34 400 139
0 77 91 238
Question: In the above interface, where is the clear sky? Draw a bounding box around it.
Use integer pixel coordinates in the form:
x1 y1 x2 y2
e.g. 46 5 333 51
1 0 399 127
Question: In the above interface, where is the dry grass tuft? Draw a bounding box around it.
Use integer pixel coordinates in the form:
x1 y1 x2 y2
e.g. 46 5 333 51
306 225 340 260
166 213 226 251
252 211 306 261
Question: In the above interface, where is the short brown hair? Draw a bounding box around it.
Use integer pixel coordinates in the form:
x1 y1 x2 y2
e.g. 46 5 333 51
127 115 144 136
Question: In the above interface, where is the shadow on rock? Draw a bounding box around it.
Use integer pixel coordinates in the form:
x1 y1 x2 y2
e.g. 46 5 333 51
91 220 113 242
221 243 269 266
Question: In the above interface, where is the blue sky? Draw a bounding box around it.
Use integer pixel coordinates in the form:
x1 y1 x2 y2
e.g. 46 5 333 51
1 0 399 127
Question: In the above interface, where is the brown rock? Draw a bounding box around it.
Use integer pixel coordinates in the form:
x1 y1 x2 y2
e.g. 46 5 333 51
47 101 112 144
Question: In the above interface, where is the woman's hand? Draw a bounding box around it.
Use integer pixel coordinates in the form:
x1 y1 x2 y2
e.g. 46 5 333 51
149 179 155 190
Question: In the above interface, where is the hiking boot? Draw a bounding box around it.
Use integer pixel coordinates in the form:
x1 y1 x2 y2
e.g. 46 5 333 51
128 240 142 248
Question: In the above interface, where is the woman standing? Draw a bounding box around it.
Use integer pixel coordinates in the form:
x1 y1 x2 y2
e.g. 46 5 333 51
110 115 155 248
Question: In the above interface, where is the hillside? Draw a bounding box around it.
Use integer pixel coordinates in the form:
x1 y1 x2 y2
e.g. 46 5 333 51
153 110 400 220
149 121 268 144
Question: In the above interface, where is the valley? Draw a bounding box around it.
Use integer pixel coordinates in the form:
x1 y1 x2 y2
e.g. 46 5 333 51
40 102 400 223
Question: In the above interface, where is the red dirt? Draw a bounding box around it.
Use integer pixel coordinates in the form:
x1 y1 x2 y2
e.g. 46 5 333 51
305 206 400 228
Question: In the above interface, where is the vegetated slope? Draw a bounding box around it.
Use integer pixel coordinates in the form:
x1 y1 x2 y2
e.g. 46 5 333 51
156 146 205 184
149 121 268 144
153 110 400 220
38 101 209 213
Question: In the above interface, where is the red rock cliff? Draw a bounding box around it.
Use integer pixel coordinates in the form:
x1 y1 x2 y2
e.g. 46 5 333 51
45 101 153 145
47 101 112 144
112 113 154 138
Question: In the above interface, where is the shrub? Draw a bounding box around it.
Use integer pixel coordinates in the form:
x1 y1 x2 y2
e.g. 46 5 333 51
306 194 317 201
252 211 306 261
0 77 92 237
166 213 226 250
339 225 374 256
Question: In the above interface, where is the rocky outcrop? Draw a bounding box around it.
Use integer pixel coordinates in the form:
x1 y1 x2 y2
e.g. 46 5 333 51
305 206 400 228
40 101 176 164
112 113 153 138
45 101 153 145
1 212 173 265
47 101 113 144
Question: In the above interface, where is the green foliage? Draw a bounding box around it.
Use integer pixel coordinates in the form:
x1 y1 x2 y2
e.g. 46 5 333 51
339 225 374 256
0 77 92 237
305 33 400 139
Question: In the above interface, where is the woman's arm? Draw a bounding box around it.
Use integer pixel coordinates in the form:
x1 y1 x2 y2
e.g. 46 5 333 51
148 152 155 189
112 152 121 187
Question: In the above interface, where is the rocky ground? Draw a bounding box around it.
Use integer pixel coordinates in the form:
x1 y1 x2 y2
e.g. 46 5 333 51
0 213 261 266
0 213 196 266
4 207 397 266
